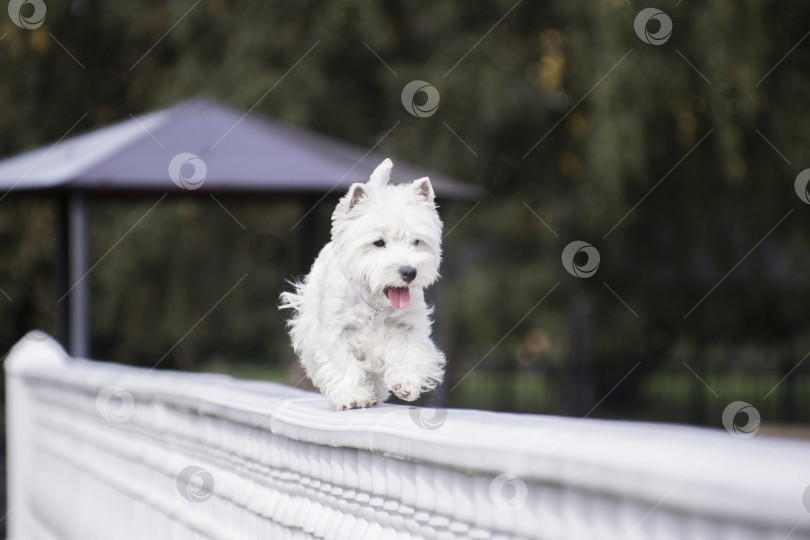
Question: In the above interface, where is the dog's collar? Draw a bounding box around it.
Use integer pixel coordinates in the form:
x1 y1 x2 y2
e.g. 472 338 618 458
356 287 386 320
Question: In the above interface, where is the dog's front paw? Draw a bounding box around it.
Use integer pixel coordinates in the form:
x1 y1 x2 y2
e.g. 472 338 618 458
389 380 422 402
336 396 377 410
330 386 378 410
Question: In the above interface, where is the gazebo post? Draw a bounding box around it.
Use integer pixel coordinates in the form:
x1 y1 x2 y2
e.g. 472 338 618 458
67 191 90 357
55 194 70 348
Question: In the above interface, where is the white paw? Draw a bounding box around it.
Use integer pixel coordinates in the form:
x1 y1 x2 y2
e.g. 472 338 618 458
336 397 377 410
387 379 423 402
330 386 379 410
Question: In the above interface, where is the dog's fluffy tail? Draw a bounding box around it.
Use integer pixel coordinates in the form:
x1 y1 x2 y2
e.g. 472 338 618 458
279 280 307 358
278 279 304 315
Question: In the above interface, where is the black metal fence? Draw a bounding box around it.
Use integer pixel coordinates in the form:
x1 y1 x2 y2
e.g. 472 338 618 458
447 361 810 427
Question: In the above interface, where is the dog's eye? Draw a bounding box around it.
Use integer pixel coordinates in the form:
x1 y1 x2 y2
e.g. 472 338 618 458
412 239 420 246
373 239 385 247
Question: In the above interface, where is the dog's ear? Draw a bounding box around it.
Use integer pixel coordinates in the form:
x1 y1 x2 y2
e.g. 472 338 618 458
347 183 368 211
412 177 435 203
368 158 393 187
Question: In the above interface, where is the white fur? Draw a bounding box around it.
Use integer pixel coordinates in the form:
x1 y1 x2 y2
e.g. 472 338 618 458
280 159 446 410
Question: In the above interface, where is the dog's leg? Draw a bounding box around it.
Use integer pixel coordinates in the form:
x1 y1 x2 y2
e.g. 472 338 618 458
310 335 378 410
370 375 390 404
383 333 445 402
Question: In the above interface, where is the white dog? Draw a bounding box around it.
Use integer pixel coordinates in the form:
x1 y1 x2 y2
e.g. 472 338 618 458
280 159 446 410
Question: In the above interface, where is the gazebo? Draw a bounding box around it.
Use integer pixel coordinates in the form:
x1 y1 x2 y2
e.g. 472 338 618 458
0 98 476 357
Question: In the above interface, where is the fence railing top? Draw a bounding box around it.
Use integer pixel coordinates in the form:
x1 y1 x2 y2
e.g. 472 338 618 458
6 332 810 527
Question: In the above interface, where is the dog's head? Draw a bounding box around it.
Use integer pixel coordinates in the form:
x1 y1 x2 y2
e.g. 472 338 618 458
331 159 443 309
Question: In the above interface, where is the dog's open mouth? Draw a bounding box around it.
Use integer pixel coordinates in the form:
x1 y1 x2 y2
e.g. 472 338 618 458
384 287 410 310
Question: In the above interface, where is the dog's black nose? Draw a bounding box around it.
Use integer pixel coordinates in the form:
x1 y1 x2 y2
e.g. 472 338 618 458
399 266 417 283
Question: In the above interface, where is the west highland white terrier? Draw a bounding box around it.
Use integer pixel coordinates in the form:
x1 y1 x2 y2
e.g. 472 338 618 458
280 159 446 410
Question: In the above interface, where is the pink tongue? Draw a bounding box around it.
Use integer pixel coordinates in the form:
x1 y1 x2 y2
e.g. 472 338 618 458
387 287 410 310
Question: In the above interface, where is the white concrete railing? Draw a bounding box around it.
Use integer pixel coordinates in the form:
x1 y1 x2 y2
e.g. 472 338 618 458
5 333 810 540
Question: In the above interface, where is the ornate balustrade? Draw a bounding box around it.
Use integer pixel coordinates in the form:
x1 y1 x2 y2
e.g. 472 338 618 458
5 333 810 539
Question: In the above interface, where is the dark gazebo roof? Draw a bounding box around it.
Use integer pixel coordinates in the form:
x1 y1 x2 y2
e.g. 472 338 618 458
0 97 477 198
